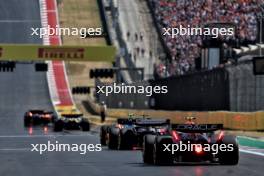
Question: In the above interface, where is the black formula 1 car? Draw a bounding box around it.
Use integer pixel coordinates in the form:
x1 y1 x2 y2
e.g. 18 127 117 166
24 110 55 126
53 113 90 132
100 117 170 150
142 123 239 165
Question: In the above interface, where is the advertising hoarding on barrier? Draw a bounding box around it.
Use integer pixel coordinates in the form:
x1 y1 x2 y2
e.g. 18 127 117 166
0 44 116 62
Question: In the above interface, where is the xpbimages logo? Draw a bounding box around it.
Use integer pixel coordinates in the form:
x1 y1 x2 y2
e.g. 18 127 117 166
162 25 234 38
96 83 168 96
163 141 234 155
31 141 102 155
30 25 103 38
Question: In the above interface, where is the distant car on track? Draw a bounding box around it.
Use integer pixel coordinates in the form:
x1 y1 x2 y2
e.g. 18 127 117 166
53 113 90 132
100 117 170 150
142 119 239 165
24 110 55 127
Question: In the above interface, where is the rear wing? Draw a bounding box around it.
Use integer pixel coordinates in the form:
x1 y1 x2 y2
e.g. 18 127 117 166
43 111 53 115
28 110 53 115
135 119 170 126
117 118 170 126
117 118 135 125
171 124 223 133
61 114 83 118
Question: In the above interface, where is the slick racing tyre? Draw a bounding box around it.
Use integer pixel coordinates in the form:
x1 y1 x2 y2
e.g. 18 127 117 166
24 116 31 127
54 120 64 132
143 135 155 164
118 129 134 150
100 125 108 145
153 136 173 165
108 127 119 150
219 135 239 165
81 121 90 131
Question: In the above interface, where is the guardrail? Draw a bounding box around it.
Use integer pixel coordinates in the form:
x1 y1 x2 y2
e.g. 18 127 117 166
97 0 112 45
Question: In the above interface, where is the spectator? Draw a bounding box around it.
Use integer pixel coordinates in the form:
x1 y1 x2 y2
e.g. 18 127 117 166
135 32 138 41
140 32 144 41
100 102 107 123
127 31 130 40
151 0 262 77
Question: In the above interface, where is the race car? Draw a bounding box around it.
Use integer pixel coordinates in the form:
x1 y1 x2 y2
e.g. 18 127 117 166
100 117 170 150
24 110 55 126
53 113 90 132
142 119 239 165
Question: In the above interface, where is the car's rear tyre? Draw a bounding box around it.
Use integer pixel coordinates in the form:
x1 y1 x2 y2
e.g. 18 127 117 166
118 129 134 150
100 125 108 145
24 116 31 127
54 120 64 132
81 121 90 131
143 135 155 164
153 136 173 165
108 127 119 150
219 135 239 165
51 115 56 123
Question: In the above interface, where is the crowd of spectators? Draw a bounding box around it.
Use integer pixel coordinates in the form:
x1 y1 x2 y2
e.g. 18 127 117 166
150 0 262 77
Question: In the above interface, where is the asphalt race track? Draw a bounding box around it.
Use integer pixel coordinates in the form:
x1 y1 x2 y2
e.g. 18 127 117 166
0 1 263 176
0 0 52 135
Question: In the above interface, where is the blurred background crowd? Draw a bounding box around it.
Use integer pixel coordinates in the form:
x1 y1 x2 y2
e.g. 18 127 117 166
150 0 262 77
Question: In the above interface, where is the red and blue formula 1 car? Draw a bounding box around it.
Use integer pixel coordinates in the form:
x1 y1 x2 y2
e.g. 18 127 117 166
142 118 239 165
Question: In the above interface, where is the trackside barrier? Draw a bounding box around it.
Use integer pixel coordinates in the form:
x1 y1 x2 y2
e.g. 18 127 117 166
85 96 264 130
97 0 112 45
0 44 115 61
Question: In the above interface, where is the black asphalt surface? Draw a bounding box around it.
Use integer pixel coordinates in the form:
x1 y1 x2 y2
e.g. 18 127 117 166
0 0 52 135
0 1 263 176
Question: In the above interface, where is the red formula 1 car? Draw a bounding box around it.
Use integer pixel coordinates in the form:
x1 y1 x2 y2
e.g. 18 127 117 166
24 110 55 127
142 118 239 165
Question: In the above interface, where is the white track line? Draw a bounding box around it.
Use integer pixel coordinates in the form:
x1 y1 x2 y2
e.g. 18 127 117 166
239 149 264 157
0 135 56 138
0 134 94 138
0 148 30 151
0 20 39 22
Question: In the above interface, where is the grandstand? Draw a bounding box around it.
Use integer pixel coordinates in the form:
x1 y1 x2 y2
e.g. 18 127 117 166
148 0 263 78
105 0 263 81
